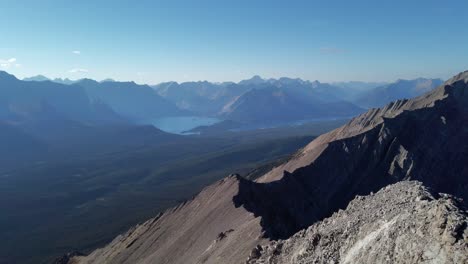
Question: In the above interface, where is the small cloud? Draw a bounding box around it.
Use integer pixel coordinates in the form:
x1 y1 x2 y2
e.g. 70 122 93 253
0 58 18 68
320 47 346 54
69 68 88 73
15 64 22 68
72 50 81 55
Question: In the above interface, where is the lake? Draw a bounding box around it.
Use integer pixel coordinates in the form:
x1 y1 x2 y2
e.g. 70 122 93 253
142 116 221 134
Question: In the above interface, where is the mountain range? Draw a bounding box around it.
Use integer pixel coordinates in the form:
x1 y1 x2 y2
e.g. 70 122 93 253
11 71 444 128
153 75 444 125
63 71 468 264
1 70 464 263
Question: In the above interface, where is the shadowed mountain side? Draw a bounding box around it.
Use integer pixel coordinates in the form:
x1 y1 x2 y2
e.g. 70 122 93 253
234 97 468 240
0 72 125 124
77 79 184 121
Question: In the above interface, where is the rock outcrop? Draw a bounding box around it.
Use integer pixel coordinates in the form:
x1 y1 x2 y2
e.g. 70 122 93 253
66 71 468 264
248 181 467 264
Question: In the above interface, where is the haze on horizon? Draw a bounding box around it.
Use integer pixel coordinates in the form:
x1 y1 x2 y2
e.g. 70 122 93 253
1 0 467 84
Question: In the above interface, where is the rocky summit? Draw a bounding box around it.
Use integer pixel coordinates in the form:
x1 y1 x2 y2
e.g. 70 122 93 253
247 181 467 264
65 71 468 264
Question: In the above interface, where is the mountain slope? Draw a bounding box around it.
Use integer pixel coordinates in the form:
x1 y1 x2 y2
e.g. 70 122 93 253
154 81 249 116
66 71 468 264
220 85 364 124
67 175 264 264
0 71 123 124
77 79 183 121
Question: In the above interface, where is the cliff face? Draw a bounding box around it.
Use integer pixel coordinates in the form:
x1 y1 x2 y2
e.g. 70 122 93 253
67 71 468 264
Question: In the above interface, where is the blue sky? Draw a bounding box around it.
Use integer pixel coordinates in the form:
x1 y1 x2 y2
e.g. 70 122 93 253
1 0 467 84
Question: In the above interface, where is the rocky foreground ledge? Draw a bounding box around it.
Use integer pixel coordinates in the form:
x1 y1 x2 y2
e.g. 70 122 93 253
248 181 467 264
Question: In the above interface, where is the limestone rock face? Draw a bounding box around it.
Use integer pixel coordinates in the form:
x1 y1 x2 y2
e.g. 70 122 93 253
66 71 468 264
248 181 468 264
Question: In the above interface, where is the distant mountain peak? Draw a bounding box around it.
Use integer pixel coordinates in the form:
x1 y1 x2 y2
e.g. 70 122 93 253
276 77 307 85
101 78 116 83
23 75 50 82
239 75 265 85
78 78 100 85
310 80 321 87
53 78 77 85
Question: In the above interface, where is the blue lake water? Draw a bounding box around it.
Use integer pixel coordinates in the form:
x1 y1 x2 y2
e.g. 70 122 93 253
143 116 221 134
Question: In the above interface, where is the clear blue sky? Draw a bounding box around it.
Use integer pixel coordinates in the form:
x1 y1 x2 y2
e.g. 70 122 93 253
1 0 467 84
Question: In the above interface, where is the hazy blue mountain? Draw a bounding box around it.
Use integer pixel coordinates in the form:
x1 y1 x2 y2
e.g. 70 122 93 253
332 81 388 90
23 75 81 85
154 81 249 115
23 75 50 82
0 71 123 124
220 85 364 123
355 78 444 108
247 77 360 103
100 78 116 83
238 75 267 86
77 79 184 121
52 78 78 85
329 81 388 100
276 79 343 102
